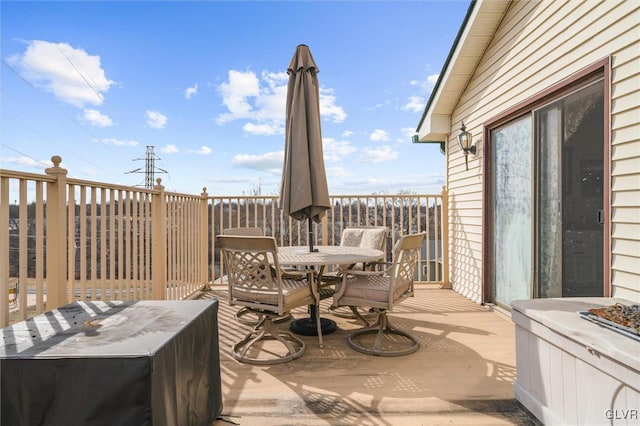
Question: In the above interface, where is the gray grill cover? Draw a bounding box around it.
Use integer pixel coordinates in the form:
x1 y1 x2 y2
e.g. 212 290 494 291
1 300 222 426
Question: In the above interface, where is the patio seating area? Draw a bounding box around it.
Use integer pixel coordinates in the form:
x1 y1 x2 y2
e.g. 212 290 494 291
199 285 540 425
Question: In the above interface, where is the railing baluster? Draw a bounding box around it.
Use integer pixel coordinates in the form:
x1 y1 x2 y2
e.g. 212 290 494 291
18 180 27 320
35 182 44 311
0 177 9 326
90 187 98 301
109 189 116 300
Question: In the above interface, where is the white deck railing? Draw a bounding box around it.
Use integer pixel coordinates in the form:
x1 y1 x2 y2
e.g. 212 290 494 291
209 193 447 284
1 156 447 327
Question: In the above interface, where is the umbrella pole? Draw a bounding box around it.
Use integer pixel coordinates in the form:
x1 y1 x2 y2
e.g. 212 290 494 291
308 219 317 252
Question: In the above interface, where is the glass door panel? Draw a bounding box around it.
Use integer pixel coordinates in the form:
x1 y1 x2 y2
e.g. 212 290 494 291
561 81 604 296
492 115 532 308
536 80 604 297
536 81 604 297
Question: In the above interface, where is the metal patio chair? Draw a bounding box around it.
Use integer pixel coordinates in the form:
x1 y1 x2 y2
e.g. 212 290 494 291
217 235 314 365
333 232 426 356
323 226 389 319
222 227 292 325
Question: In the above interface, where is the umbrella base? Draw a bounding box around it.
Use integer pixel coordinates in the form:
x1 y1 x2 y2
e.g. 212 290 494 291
290 317 337 336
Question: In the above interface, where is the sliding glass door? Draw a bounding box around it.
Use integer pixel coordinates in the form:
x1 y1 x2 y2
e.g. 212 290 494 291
490 79 604 307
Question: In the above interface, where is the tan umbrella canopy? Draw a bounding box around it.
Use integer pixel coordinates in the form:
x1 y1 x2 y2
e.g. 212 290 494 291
280 44 330 251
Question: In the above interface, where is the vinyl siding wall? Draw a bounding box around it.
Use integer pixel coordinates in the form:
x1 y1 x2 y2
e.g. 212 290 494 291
445 0 640 303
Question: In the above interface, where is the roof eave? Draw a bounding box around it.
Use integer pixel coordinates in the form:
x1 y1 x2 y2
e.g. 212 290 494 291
415 0 511 143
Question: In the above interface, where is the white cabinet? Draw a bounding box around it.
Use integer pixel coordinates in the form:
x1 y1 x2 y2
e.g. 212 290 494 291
511 298 639 425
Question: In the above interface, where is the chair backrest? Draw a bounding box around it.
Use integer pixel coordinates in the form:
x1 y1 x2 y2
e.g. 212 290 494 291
222 227 264 236
216 235 284 308
340 226 389 251
389 232 426 304
339 226 389 269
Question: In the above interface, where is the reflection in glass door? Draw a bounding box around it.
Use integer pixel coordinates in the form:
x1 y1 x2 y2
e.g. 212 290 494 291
492 116 532 308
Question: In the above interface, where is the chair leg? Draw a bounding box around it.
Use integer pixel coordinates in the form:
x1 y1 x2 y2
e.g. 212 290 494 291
350 306 378 327
232 311 305 365
347 311 419 357
328 305 377 320
235 307 291 326
315 305 324 349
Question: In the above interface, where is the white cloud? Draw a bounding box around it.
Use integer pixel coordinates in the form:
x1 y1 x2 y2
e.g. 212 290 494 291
410 73 439 91
101 138 137 147
341 173 445 194
2 156 48 169
401 127 417 138
402 95 425 113
404 73 439 112
325 166 350 178
232 151 283 174
146 110 168 129
216 69 346 134
82 109 112 127
370 129 390 142
243 122 283 136
399 127 418 143
7 40 114 108
319 88 347 123
160 144 179 154
322 138 356 163
190 145 212 155
341 130 354 138
184 83 198 100
216 70 261 124
206 176 256 184
254 71 288 122
358 145 399 164
370 99 391 110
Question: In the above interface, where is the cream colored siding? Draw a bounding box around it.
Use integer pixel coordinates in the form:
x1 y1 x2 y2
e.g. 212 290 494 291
445 0 640 302
610 10 640 301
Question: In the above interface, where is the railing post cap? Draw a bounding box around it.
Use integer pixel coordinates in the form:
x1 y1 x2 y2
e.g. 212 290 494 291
45 155 67 175
154 178 164 190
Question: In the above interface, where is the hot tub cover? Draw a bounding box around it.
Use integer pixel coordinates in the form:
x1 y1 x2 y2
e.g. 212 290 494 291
1 299 222 426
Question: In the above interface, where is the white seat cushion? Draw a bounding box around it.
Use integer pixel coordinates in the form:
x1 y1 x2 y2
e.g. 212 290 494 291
232 278 312 309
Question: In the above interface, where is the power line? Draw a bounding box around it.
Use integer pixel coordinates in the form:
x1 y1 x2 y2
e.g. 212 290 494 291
57 44 104 104
0 109 104 171
1 59 113 152
0 142 51 169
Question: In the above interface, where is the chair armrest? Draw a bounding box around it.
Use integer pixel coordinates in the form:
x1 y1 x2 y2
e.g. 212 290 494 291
363 261 391 270
279 269 308 280
333 268 390 302
342 267 391 278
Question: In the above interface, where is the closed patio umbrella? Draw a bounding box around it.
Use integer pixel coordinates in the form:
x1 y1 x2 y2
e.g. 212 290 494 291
280 44 336 339
280 44 330 252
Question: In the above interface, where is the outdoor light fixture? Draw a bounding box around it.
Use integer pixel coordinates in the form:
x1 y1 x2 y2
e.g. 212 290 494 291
457 121 476 170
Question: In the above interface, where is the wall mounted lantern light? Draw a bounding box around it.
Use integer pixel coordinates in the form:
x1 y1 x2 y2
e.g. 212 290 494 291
457 121 476 170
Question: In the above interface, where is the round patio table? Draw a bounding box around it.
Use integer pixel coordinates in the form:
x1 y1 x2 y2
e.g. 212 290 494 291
277 245 384 348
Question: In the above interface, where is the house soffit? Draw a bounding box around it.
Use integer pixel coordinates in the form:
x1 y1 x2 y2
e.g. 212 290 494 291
416 0 511 143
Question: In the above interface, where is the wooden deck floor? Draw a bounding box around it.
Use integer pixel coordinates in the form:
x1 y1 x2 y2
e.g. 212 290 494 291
198 287 540 425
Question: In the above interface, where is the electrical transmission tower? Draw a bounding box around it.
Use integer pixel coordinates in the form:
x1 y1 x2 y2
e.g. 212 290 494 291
126 146 168 189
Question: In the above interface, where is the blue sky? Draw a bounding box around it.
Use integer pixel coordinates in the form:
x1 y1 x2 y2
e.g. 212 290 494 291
1 1 469 196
